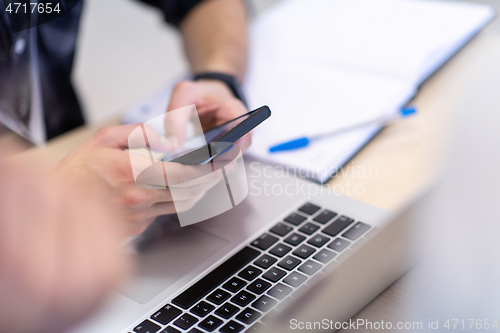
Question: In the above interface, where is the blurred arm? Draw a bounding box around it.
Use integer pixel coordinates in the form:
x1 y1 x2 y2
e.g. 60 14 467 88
179 0 249 80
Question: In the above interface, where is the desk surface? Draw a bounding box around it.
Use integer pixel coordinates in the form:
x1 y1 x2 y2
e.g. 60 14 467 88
337 32 500 332
20 31 500 332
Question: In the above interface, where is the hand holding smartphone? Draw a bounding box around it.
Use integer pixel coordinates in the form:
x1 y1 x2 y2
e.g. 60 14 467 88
163 105 271 165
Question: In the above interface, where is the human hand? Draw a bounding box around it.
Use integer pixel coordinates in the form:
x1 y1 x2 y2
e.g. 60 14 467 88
54 125 238 235
0 158 129 333
165 79 251 151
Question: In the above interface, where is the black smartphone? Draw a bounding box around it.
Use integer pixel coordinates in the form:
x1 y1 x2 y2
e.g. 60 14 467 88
162 105 271 165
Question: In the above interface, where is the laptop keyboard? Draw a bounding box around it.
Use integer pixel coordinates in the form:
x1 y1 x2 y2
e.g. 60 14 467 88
131 202 372 333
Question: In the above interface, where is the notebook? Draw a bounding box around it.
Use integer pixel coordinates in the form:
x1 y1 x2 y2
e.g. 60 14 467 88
123 0 495 183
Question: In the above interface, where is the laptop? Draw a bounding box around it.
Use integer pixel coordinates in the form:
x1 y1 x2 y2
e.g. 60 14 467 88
70 157 418 333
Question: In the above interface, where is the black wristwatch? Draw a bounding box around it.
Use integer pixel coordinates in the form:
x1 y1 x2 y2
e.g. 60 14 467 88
193 72 248 108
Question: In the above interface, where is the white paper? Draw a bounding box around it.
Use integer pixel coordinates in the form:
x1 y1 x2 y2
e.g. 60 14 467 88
243 0 494 182
251 0 495 85
245 60 416 182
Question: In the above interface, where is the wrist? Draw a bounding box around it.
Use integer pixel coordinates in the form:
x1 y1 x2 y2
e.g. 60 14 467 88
194 78 233 97
195 63 241 79
194 54 245 80
193 72 248 108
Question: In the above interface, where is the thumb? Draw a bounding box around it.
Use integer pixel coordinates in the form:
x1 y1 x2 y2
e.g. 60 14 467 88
166 81 204 147
164 105 195 149
94 125 142 149
95 124 176 152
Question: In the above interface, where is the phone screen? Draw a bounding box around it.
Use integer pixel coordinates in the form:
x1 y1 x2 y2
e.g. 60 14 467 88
164 106 271 165
203 112 251 144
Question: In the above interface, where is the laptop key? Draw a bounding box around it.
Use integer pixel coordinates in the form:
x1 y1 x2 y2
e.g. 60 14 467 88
292 244 316 259
307 234 330 247
267 283 292 300
328 238 351 252
251 233 278 250
269 222 293 236
283 271 308 287
313 249 337 263
298 203 321 215
206 289 230 305
231 290 256 307
254 254 277 269
161 327 181 333
269 243 292 257
261 310 279 324
223 277 247 293
220 320 244 333
278 255 302 271
322 216 355 237
247 278 271 294
215 302 240 319
252 295 277 312
236 307 262 325
151 304 182 325
284 213 307 226
298 260 322 276
173 313 198 330
186 329 202 333
172 247 260 309
134 319 161 333
343 222 371 240
190 300 215 317
246 322 265 332
262 267 287 282
198 315 223 332
313 210 338 224
298 222 320 235
284 233 306 246
238 265 263 281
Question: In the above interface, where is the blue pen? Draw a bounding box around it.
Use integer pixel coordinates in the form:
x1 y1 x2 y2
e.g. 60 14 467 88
269 107 417 153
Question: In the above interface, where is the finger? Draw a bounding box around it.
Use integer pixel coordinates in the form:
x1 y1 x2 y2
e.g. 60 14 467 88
146 174 226 204
144 197 205 220
218 98 253 152
217 98 248 124
201 98 252 152
135 158 229 188
141 123 178 153
143 201 177 221
166 81 202 146
128 123 177 153
164 105 196 148
127 129 181 184
94 124 175 152
135 140 242 189
167 81 202 111
210 143 242 167
93 125 142 149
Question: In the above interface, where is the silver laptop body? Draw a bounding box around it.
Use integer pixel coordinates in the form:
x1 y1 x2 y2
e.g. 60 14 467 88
71 159 415 333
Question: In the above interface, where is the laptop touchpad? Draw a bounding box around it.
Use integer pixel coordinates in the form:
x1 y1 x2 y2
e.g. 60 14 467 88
119 216 229 304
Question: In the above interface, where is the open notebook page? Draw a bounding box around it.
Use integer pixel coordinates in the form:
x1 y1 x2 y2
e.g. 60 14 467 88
252 0 494 87
244 0 494 183
245 60 415 182
122 0 493 183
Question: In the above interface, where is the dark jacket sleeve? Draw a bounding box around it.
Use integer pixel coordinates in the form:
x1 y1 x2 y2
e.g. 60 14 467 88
137 0 208 27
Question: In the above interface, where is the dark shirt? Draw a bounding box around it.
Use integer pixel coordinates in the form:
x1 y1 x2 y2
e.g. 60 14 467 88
0 0 206 140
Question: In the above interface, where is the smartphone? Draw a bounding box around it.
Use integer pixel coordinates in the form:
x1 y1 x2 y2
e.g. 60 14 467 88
162 105 271 165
